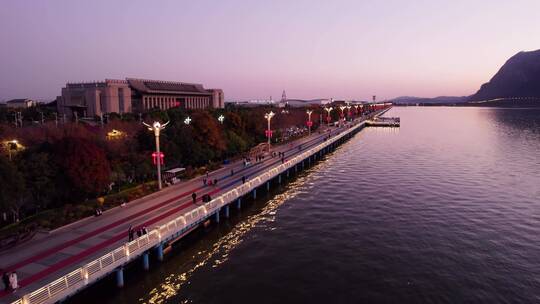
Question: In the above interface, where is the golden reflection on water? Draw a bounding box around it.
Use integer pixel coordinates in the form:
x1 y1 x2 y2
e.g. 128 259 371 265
142 177 308 304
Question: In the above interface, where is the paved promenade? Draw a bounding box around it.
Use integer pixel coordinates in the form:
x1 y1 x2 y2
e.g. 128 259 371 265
0 120 359 303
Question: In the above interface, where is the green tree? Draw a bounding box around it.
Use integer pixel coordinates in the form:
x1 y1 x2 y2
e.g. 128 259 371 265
19 151 57 210
225 130 248 156
0 154 26 221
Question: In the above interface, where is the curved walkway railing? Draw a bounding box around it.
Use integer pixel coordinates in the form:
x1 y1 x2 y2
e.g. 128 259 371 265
11 115 379 304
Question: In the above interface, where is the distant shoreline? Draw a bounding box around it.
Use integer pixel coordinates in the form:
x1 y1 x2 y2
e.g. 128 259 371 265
394 99 540 108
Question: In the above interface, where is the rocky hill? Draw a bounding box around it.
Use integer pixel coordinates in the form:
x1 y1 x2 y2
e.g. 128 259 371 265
470 49 540 101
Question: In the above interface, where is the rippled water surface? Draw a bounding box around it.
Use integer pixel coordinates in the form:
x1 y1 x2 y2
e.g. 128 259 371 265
75 107 540 303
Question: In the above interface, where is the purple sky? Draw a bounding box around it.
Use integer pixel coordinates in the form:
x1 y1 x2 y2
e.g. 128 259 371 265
1 0 539 101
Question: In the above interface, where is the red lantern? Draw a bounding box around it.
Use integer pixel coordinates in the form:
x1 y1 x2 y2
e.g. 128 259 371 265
306 121 313 127
265 130 273 138
152 152 165 165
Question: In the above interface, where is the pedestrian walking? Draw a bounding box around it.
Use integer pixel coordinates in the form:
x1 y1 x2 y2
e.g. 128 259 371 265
128 225 134 241
192 192 197 204
203 178 207 186
213 178 218 186
230 168 234 176
2 271 10 292
281 157 285 164
142 226 148 235
242 176 246 184
136 229 142 238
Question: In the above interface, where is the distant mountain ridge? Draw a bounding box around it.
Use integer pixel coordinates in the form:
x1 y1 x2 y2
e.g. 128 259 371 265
469 49 540 101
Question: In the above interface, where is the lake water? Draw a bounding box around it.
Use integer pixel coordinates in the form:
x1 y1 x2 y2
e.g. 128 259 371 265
72 107 540 303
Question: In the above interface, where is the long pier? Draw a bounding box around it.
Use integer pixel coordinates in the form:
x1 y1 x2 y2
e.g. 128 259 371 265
6 106 391 304
365 116 400 127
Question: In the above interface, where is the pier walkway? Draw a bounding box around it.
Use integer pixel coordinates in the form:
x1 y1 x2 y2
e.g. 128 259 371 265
365 116 400 127
2 107 391 304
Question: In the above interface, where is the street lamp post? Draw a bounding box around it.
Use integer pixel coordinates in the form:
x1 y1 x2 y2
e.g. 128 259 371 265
142 121 169 190
218 115 225 124
346 105 351 121
324 107 333 127
306 110 313 136
264 111 275 152
339 106 346 126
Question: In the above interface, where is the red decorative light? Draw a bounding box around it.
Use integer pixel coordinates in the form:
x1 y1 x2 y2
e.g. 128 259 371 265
306 121 313 127
151 152 165 165
265 130 273 138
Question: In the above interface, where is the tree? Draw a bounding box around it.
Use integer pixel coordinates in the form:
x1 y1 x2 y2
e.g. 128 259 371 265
225 130 248 156
55 137 111 198
0 154 26 222
225 112 245 134
192 111 226 153
19 151 57 209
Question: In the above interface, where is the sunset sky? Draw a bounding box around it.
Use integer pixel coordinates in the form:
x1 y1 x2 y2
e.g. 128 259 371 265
1 0 539 101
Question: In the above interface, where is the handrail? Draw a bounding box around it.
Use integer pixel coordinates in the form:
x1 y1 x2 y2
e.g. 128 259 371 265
11 110 389 304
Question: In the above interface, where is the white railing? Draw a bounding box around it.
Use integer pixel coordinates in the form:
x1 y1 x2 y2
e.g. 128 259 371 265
11 112 386 304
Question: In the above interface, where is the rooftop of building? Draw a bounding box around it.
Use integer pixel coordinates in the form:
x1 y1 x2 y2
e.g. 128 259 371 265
6 98 34 103
127 78 211 95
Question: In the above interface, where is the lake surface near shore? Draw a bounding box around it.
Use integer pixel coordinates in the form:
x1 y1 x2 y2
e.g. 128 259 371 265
72 107 540 303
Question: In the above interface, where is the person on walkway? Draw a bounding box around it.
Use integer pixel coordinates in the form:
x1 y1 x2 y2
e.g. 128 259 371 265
281 157 285 164
230 169 234 176
136 229 142 238
192 192 197 204
128 225 134 241
242 176 246 184
203 178 207 186
213 179 218 186
2 271 10 292
142 226 148 235
9 271 18 291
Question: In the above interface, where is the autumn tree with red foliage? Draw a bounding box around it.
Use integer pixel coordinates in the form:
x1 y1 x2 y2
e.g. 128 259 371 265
55 137 111 197
191 111 226 152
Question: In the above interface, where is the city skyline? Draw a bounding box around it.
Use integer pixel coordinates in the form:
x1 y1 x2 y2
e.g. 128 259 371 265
1 0 539 101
